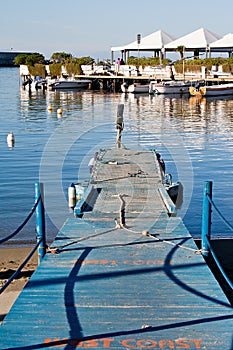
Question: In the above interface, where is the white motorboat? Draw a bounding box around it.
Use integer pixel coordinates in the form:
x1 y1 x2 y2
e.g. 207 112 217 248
189 83 233 97
49 78 91 90
121 83 149 93
149 80 192 95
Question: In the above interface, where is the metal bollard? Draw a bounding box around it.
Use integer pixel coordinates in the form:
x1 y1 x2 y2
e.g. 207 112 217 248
201 181 212 257
35 182 46 263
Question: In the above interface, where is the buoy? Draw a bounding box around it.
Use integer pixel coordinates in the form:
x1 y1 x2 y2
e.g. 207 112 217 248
7 132 15 148
47 105 53 112
57 108 63 116
68 183 76 208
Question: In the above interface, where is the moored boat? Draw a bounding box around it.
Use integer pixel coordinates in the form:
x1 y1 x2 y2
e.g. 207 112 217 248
189 83 233 97
121 82 149 93
149 80 193 95
163 173 182 207
48 78 91 90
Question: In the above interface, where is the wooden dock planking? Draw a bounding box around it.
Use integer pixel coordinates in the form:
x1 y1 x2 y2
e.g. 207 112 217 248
0 148 233 349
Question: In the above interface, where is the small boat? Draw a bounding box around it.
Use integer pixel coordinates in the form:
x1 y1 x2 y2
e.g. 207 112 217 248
49 78 91 90
189 83 233 97
164 173 182 206
149 80 192 95
121 82 149 93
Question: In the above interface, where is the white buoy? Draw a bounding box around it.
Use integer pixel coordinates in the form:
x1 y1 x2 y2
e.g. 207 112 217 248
68 183 76 208
7 132 15 148
57 108 63 116
47 105 53 112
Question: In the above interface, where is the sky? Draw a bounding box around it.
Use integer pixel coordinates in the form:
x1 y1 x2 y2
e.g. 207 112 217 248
1 0 233 61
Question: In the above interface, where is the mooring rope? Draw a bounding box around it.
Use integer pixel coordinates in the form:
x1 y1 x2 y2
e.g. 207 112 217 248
0 196 41 245
49 190 200 255
207 194 233 232
0 239 41 294
115 193 201 254
47 227 119 254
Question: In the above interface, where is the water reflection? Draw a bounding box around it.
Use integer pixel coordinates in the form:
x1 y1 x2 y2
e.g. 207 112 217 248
117 93 233 238
1 81 233 242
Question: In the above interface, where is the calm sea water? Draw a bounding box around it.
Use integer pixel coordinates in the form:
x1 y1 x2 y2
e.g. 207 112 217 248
1 67 233 246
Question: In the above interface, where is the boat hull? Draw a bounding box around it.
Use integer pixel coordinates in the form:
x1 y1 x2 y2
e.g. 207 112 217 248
190 83 233 97
149 81 191 94
50 80 91 90
121 83 149 93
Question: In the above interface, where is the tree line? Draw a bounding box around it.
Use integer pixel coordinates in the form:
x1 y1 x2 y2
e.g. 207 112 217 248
14 51 233 76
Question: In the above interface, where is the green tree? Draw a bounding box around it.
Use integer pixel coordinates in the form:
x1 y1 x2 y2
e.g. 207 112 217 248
26 53 45 66
176 46 186 59
50 52 72 63
14 54 29 65
14 53 45 66
76 56 95 65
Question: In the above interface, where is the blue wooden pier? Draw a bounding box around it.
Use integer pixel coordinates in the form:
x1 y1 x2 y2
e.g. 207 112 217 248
0 148 233 349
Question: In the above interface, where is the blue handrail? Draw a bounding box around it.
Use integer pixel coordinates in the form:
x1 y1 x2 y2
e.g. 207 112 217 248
201 181 233 292
0 182 46 294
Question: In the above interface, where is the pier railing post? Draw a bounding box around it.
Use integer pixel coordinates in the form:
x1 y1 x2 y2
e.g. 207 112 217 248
35 182 46 262
116 104 124 148
201 181 212 257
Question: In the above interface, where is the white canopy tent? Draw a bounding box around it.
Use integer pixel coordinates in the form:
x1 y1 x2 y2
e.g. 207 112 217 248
209 33 233 56
111 28 233 64
165 28 221 58
111 30 175 62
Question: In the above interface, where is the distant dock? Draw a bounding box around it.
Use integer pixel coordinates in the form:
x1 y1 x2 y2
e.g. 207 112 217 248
0 51 33 67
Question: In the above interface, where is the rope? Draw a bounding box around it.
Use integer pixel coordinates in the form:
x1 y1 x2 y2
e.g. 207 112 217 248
94 170 147 184
47 227 119 254
206 194 233 232
116 125 123 145
0 196 41 245
206 236 233 290
145 232 201 253
115 193 200 254
49 188 200 256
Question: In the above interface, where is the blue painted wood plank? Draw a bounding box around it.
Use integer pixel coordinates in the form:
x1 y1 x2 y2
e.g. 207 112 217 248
0 149 232 349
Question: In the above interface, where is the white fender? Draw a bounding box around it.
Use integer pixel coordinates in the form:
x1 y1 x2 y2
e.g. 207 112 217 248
68 183 76 208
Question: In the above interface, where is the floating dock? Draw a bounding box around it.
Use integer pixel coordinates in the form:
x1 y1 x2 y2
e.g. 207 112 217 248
0 148 233 349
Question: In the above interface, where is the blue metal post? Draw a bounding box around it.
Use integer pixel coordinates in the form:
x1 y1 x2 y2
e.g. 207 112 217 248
35 182 46 262
201 181 212 257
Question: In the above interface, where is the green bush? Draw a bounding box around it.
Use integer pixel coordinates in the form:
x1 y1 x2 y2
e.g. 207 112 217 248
48 55 94 76
28 64 46 78
49 63 62 77
222 63 233 73
173 57 233 73
65 61 83 75
127 56 170 67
